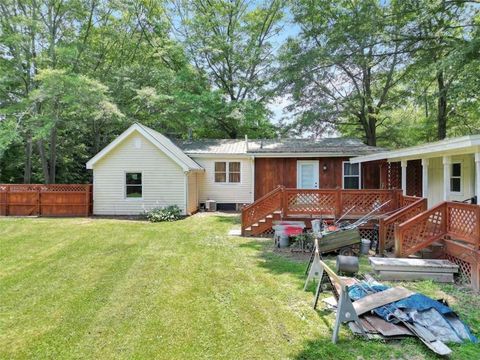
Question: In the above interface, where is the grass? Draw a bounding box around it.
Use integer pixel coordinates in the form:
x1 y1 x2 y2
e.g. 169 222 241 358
0 214 478 359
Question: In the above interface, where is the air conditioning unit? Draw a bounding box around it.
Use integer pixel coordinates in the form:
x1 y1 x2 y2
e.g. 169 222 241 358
205 200 217 212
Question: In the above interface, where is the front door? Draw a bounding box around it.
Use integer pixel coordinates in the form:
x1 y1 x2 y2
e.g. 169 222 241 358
297 160 319 189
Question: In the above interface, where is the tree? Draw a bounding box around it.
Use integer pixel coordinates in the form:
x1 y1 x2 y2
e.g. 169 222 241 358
27 69 122 183
171 0 283 138
278 0 414 146
398 0 479 140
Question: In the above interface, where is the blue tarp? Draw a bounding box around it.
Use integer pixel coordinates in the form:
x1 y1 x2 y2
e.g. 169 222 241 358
348 283 477 343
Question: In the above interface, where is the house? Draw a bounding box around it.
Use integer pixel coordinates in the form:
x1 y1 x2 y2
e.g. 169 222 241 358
86 123 383 215
351 135 480 207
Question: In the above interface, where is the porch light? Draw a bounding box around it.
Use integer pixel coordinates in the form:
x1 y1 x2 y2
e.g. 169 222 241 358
323 164 328 171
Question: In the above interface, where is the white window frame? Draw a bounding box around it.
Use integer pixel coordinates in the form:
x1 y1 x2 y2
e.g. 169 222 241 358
450 161 463 195
125 171 143 200
214 161 242 184
342 161 361 189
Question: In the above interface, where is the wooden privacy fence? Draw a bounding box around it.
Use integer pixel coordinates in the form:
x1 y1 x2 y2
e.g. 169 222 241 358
0 184 93 217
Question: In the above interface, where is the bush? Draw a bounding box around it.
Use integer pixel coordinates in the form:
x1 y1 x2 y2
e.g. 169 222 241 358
145 205 182 223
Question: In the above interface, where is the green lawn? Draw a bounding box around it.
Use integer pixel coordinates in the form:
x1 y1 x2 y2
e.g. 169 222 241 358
0 215 478 359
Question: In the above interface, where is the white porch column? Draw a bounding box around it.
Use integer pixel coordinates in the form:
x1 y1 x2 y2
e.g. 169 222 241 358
421 158 429 200
475 152 480 200
401 160 408 196
443 156 452 202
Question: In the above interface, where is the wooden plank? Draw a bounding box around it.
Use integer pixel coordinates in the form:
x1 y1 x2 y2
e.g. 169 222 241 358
363 314 413 337
369 257 458 273
375 271 454 283
352 287 415 316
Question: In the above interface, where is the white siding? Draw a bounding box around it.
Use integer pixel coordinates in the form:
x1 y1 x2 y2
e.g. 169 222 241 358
92 131 187 215
187 172 198 214
193 157 254 204
425 155 475 207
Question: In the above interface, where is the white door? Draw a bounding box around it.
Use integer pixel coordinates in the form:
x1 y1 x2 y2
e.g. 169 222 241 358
297 160 319 189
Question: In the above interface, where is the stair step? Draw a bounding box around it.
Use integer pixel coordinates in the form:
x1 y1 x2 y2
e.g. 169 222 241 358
259 219 266 223
266 214 273 219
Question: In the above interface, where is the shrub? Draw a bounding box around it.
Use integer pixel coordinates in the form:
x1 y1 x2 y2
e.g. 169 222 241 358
145 205 182 223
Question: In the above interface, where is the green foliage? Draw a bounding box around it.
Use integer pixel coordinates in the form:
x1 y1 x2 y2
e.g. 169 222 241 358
144 205 183 222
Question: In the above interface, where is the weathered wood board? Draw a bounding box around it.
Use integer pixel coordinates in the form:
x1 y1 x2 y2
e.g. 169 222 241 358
374 270 454 283
319 229 361 253
363 314 413 337
369 257 458 273
352 287 415 315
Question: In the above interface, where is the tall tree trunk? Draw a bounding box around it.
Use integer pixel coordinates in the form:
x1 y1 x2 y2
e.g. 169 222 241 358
37 140 50 184
436 70 447 140
23 135 32 183
49 126 57 184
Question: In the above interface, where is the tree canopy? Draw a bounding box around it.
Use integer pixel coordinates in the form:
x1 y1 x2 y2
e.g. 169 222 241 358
0 0 478 183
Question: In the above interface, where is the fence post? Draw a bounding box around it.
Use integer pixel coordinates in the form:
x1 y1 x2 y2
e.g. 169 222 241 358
394 223 402 257
378 218 386 255
281 187 287 218
5 185 9 216
85 185 90 217
335 188 342 219
37 186 41 216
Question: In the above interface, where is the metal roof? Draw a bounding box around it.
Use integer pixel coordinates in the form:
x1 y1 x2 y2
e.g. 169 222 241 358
176 139 247 155
247 138 383 155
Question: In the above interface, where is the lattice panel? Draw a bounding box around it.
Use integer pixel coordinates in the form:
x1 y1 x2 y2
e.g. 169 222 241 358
40 185 90 192
9 185 39 192
286 192 336 214
399 208 445 256
359 227 377 242
387 162 401 189
406 160 422 197
445 254 472 285
447 205 478 244
342 193 393 215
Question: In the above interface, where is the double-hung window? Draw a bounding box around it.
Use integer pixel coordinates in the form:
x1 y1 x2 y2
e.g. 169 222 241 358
343 162 361 189
214 161 241 183
126 172 142 198
450 162 462 193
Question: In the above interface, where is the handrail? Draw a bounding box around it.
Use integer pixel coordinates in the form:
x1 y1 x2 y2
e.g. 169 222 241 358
241 186 284 234
242 185 283 212
242 187 404 235
395 202 448 257
378 197 427 254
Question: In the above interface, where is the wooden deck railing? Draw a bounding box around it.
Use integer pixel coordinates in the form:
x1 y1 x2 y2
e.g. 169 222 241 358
0 184 93 217
395 202 480 257
241 187 403 235
241 186 284 234
395 201 480 291
378 197 427 254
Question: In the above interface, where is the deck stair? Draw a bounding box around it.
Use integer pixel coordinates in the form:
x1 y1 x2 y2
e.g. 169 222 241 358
242 186 420 237
393 201 480 291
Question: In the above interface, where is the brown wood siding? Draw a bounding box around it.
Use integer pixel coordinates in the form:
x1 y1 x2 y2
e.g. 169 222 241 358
255 157 385 199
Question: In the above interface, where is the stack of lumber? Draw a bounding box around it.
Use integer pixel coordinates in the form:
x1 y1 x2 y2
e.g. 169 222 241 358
369 257 458 283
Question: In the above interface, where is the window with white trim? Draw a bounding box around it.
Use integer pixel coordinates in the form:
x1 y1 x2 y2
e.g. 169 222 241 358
214 161 241 183
126 172 142 198
450 162 462 193
343 162 360 189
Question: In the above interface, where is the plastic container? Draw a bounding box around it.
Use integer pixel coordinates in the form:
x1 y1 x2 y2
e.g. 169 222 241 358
311 219 322 235
279 234 290 248
360 238 371 255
